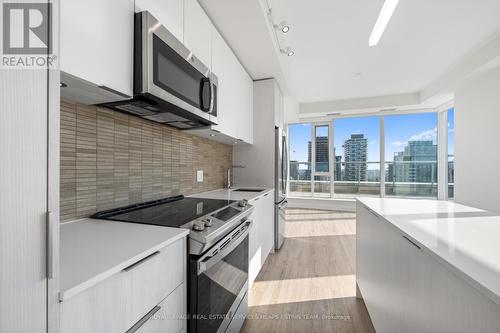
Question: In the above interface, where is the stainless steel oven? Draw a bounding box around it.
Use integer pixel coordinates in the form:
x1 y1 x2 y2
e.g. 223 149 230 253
101 11 218 129
189 220 251 333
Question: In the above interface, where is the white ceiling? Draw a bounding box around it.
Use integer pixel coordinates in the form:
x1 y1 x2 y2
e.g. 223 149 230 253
199 0 289 91
269 0 500 104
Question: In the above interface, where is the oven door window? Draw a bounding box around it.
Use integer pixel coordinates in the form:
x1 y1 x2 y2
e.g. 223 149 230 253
152 34 205 110
194 235 248 333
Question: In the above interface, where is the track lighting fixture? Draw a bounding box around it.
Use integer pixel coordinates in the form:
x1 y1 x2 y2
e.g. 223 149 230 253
274 21 290 33
280 47 295 57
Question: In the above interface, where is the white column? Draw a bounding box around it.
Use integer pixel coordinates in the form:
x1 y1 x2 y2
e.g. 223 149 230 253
380 116 386 197
329 122 335 198
310 124 315 195
437 110 448 200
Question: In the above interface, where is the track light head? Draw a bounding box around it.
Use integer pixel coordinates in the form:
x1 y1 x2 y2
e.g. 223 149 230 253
280 47 295 57
274 21 290 33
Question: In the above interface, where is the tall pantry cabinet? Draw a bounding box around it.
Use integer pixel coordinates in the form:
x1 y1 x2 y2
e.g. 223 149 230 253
0 1 60 331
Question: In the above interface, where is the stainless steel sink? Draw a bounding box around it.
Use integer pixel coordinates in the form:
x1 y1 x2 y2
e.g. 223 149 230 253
232 188 265 192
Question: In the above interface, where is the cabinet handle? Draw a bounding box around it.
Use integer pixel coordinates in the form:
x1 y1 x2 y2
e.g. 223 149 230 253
47 211 55 279
403 235 421 250
367 208 379 218
126 305 161 333
123 251 160 272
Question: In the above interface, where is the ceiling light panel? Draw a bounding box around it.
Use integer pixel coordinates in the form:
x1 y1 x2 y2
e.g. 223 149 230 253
369 0 399 47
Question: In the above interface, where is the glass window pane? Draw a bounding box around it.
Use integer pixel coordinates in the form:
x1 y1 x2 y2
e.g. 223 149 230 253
289 124 312 197
314 125 329 173
448 108 454 199
333 116 380 198
313 175 331 198
384 113 438 198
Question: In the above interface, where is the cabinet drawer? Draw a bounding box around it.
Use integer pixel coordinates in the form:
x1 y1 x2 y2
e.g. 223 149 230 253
61 238 186 333
131 284 185 333
128 238 185 324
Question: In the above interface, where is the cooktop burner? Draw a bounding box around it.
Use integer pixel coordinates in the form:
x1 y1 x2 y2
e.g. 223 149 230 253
92 195 234 228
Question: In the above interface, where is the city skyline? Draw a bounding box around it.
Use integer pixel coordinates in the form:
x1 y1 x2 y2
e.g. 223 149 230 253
289 110 454 165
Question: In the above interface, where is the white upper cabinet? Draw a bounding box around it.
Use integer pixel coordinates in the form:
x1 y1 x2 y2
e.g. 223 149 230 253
135 0 184 42
60 0 254 143
211 29 254 144
60 0 134 97
211 29 238 139
184 0 212 68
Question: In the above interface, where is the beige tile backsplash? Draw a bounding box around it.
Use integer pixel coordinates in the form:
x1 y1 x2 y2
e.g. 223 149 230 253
60 99 232 222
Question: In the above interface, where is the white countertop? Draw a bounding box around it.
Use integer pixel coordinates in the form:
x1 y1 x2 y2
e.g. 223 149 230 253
357 197 500 306
189 187 274 202
59 218 189 301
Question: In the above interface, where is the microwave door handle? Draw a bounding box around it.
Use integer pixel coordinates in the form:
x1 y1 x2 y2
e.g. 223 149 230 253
209 80 215 114
200 78 211 112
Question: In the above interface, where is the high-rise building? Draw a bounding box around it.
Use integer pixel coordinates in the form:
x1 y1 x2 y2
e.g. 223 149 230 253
289 160 299 180
308 136 329 172
334 147 342 181
343 134 368 181
387 140 437 183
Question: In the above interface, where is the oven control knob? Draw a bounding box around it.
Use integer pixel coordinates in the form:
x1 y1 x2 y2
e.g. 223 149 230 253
192 221 205 231
203 217 214 227
238 199 248 207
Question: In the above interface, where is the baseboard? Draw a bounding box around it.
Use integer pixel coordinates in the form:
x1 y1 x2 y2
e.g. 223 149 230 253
287 197 356 212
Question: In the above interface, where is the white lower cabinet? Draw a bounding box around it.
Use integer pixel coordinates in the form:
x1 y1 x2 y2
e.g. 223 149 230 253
60 238 186 333
356 202 500 333
248 191 274 286
132 285 185 333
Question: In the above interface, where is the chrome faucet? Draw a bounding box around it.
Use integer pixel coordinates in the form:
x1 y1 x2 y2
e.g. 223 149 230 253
227 165 245 189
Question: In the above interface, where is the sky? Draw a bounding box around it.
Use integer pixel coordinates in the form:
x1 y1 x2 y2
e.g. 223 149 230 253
289 109 455 164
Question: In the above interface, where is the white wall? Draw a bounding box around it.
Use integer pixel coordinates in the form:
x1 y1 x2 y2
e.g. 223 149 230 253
233 79 277 187
454 66 500 213
283 95 300 124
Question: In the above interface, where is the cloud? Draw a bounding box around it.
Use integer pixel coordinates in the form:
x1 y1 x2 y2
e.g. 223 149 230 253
392 127 437 148
368 140 376 145
408 127 437 141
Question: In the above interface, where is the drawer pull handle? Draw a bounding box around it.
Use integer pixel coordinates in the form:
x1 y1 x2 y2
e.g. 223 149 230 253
126 305 161 333
367 208 378 218
123 251 160 272
403 235 421 250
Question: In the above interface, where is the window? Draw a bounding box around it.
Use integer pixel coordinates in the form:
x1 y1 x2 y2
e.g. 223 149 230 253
333 116 380 198
384 113 438 198
448 108 455 199
289 123 312 197
313 124 331 198
287 109 452 200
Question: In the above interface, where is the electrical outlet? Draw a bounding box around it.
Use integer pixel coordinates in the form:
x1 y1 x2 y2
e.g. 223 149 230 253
197 170 203 182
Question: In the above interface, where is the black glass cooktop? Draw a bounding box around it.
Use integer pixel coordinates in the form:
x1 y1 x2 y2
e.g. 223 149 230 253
92 196 234 228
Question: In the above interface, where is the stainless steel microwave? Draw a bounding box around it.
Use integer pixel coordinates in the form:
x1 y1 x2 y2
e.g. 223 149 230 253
101 11 218 129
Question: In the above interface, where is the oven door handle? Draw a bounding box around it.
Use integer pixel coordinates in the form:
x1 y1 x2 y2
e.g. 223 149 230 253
198 220 252 275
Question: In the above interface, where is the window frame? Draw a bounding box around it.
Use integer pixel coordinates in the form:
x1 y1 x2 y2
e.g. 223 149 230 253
287 104 454 200
310 122 334 198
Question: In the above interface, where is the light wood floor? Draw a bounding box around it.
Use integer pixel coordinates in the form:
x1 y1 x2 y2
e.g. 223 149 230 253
241 208 375 333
